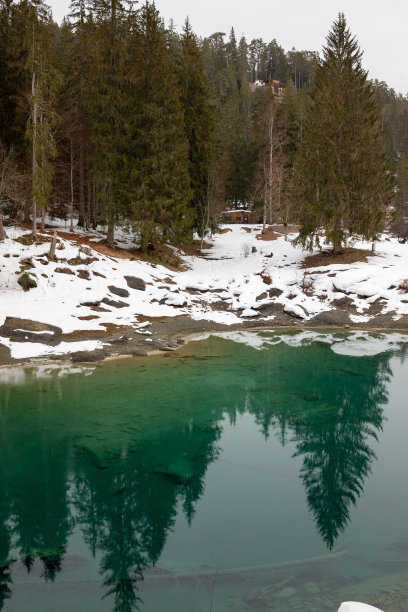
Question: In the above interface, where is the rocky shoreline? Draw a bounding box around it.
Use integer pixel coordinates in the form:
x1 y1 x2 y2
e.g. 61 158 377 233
1 309 408 368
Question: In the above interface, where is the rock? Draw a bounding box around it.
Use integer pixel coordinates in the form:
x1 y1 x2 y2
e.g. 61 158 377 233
20 257 35 269
80 300 101 307
284 303 307 319
71 349 105 363
275 586 296 599
311 310 350 325
124 276 146 291
176 339 185 345
77 269 91 280
304 582 320 595
332 296 352 307
0 317 62 344
101 298 129 309
256 292 268 301
55 267 75 275
107 338 129 346
269 287 283 298
132 349 148 357
108 285 130 298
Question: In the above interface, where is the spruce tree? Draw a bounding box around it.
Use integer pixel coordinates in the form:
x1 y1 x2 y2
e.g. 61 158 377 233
176 18 217 238
128 2 192 251
292 13 393 252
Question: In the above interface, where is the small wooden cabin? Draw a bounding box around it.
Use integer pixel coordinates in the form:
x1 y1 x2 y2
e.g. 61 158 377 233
222 209 260 224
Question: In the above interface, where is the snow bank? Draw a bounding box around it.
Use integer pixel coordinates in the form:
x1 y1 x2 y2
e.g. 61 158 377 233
1 224 408 360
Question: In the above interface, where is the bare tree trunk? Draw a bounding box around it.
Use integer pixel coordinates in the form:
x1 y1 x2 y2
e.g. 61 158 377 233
0 216 7 241
41 205 45 231
48 230 57 259
78 141 85 227
92 180 97 229
106 203 114 247
70 140 74 232
32 70 38 241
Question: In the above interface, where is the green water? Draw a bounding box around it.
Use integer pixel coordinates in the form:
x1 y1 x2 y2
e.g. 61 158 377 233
1 332 408 612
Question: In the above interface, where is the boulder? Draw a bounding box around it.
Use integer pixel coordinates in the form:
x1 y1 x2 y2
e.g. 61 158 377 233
101 298 129 309
124 276 146 291
311 310 350 326
132 348 148 357
269 287 283 298
0 317 62 344
332 296 353 307
55 267 75 275
108 285 130 298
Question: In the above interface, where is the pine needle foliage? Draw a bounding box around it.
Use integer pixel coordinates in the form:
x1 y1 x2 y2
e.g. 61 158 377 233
292 13 393 252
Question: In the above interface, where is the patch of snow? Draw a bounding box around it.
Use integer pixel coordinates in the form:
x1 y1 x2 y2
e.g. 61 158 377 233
241 308 259 317
0 338 103 360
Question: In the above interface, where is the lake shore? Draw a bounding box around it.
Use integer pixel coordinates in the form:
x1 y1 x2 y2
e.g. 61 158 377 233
1 311 408 369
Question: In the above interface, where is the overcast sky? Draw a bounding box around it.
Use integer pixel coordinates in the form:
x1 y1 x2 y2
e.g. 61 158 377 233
48 0 408 95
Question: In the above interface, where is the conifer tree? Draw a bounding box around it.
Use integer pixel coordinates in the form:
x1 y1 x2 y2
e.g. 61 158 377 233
128 2 192 251
176 18 217 238
86 0 131 247
292 14 393 252
25 0 60 239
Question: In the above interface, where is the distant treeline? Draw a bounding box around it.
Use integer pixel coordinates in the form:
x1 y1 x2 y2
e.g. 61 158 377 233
0 0 407 248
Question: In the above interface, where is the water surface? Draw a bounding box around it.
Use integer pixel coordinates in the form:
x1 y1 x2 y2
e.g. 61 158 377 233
1 331 408 612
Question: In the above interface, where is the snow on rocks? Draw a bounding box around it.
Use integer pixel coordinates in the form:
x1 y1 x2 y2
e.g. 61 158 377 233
1 223 408 360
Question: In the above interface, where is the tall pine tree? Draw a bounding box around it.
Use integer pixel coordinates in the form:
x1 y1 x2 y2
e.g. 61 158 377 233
292 14 393 252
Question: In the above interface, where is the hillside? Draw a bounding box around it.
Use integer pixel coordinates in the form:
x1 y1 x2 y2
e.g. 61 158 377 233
1 222 408 366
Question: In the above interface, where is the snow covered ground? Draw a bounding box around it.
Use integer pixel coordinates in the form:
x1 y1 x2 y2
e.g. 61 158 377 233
0 223 408 359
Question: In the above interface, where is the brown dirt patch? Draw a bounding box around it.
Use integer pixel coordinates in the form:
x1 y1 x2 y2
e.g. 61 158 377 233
77 315 100 321
260 272 272 285
256 226 281 241
44 230 141 260
218 228 232 234
181 240 213 256
302 248 373 269
62 329 106 340
98 323 129 333
242 227 252 233
44 230 189 270
14 233 53 246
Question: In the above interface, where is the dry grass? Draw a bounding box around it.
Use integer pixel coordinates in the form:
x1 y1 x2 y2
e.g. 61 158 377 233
218 227 232 234
302 248 373 269
256 227 281 241
181 240 213 256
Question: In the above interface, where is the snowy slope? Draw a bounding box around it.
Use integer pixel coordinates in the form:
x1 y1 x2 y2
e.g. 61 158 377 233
1 223 408 359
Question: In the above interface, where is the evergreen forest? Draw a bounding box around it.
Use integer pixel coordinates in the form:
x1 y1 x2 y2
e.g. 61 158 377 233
1 0 408 250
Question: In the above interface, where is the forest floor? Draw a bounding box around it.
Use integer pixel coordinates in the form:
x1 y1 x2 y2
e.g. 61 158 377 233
1 219 408 369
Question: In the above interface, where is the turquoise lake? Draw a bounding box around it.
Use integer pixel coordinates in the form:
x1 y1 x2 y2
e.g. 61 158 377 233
0 331 408 612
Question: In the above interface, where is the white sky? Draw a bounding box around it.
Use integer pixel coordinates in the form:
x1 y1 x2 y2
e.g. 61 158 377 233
48 0 408 95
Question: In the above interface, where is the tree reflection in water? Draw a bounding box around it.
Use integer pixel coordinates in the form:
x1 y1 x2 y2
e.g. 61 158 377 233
0 336 403 610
